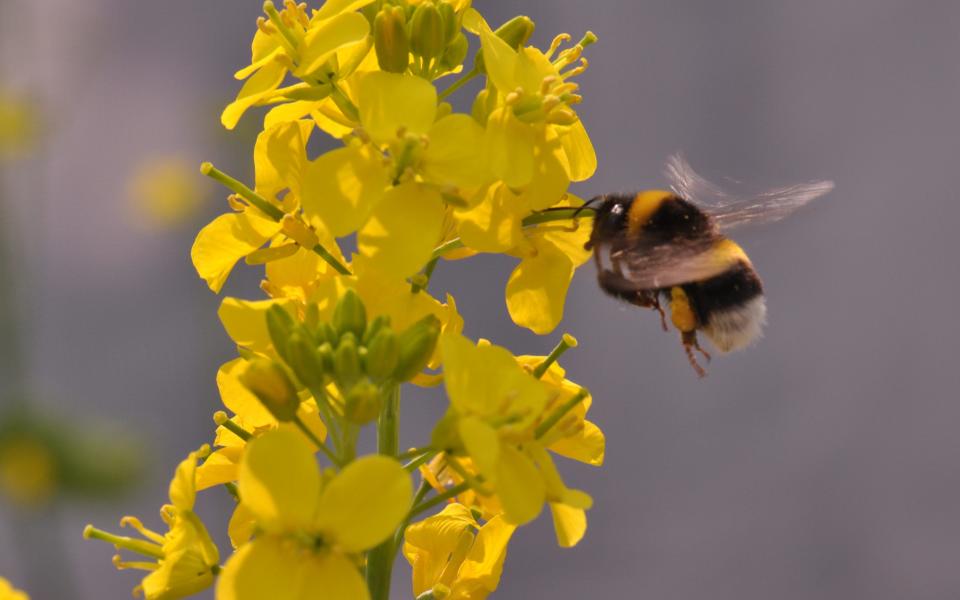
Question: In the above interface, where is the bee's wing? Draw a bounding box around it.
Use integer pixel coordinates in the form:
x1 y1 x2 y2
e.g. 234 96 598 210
615 236 734 290
665 153 834 231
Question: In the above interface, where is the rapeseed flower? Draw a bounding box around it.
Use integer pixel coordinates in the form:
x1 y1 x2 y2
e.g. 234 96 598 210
0 577 28 600
217 429 411 600
403 503 515 600
84 447 220 600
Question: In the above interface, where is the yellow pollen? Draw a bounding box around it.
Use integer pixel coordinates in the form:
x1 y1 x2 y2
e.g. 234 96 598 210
562 58 589 80
540 75 559 95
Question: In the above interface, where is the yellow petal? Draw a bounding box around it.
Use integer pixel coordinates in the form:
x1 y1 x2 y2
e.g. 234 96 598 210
218 297 297 352
140 547 215 600
456 184 527 253
482 108 534 187
217 537 369 600
523 132 570 211
558 119 597 182
254 120 313 200
505 241 574 335
548 420 605 467
301 145 389 237
403 503 477 596
222 60 287 130
549 503 586 548
453 515 516 596
357 72 437 145
458 417 501 481
227 502 257 549
495 445 545 525
473 13 518 93
191 212 280 293
264 100 321 129
217 358 274 427
297 12 370 77
315 0 375 20
168 450 200 511
238 430 321 532
357 183 445 277
315 455 411 553
441 333 549 424
422 114 489 189
196 446 242 491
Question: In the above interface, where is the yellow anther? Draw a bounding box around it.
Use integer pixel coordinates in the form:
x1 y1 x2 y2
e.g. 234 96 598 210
546 33 572 59
281 215 320 248
562 58 589 80
546 109 578 125
540 75 559 95
226 194 246 211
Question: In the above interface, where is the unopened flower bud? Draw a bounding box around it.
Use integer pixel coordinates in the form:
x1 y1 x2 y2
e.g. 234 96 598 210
265 305 296 361
334 333 362 388
240 359 300 422
438 2 458 44
410 3 446 60
365 328 400 381
393 314 441 381
362 315 391 346
344 380 381 424
320 322 338 347
333 289 367 340
474 15 535 73
285 332 326 389
318 342 336 373
374 6 409 74
440 32 468 71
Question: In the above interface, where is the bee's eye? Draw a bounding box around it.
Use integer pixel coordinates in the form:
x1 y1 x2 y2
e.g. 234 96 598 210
611 204 624 215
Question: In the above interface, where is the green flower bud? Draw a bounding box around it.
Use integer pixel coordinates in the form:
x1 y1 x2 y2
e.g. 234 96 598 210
333 289 367 340
344 380 381 424
334 333 362 388
438 2 458 44
473 15 535 73
362 314 391 346
320 322 338 348
365 328 400 381
318 342 336 373
285 332 326 390
410 3 446 60
374 6 409 74
393 314 441 381
265 305 295 361
240 359 300 422
304 302 320 331
440 32 468 71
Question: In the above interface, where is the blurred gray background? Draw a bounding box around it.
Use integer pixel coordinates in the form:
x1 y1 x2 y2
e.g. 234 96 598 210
2 0 960 598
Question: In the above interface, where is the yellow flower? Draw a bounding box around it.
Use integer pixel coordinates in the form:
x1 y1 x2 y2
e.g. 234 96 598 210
0 91 38 159
403 503 515 600
432 333 598 546
222 0 372 130
129 157 206 228
0 577 29 600
192 120 321 293
465 8 596 185
84 447 220 600
0 434 57 506
217 429 412 600
300 72 489 277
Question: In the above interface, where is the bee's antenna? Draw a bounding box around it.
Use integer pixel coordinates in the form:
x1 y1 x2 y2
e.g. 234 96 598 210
571 195 603 220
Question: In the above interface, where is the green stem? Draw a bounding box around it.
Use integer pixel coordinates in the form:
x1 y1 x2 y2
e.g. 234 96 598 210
391 479 432 556
201 162 352 275
438 68 480 100
408 482 471 519
366 385 401 600
534 388 589 439
292 414 341 467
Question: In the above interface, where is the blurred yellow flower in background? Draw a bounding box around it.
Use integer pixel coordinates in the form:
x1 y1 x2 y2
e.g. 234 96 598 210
129 157 207 228
0 577 29 600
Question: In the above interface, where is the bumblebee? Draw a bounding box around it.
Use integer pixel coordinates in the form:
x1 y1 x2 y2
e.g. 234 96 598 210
583 155 833 376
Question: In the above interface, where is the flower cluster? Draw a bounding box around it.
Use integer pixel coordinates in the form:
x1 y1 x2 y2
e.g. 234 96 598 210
85 1 604 598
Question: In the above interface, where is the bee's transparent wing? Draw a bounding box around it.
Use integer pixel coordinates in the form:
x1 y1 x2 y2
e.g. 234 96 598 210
665 153 834 231
612 236 733 290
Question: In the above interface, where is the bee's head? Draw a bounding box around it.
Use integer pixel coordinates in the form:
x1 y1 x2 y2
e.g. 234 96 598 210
584 194 633 250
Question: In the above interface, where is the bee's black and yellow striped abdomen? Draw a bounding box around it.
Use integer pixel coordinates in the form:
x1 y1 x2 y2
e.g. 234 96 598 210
589 190 767 354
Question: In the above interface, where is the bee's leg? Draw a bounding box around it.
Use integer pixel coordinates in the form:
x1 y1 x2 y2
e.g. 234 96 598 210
645 292 669 332
681 331 709 378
